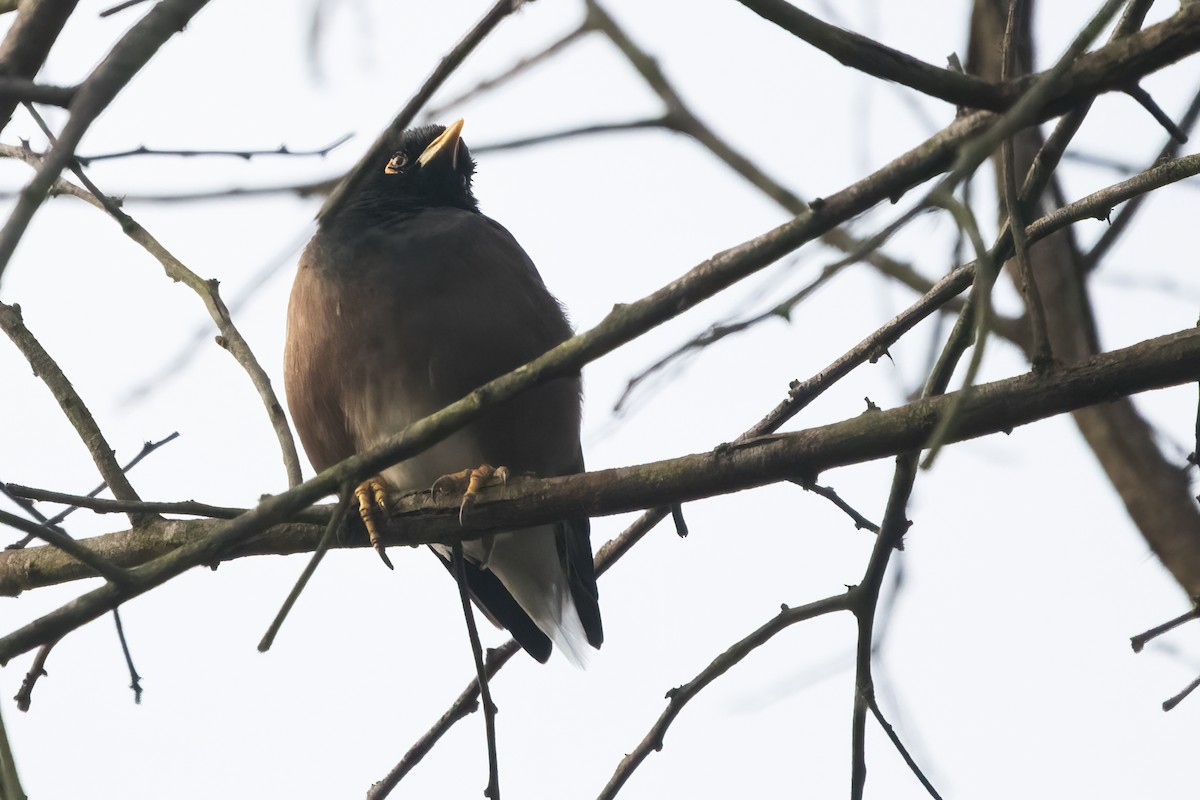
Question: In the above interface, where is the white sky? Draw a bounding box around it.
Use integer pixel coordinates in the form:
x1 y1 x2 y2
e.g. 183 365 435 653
2 1 1199 798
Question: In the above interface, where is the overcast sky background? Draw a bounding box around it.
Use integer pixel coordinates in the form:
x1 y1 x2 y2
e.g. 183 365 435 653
2 1 1200 798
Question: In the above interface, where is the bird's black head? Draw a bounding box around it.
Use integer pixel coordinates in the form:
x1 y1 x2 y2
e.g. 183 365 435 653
377 120 479 213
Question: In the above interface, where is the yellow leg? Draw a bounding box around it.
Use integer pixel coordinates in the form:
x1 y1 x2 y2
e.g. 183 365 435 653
355 476 394 569
432 463 509 524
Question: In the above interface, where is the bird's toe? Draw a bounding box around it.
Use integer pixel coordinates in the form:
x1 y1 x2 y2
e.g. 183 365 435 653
354 476 394 570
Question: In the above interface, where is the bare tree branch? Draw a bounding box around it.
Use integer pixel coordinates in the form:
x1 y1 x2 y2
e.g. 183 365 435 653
13 637 57 712
453 541 501 800
0 77 74 108
0 0 213 285
4 324 1200 603
0 0 81 132
972 0 1200 597
6 432 180 550
0 302 151 527
1084 86 1200 269
597 593 852 800
0 509 132 585
732 0 1004 109
75 133 354 164
5 138 1199 595
20 104 304 490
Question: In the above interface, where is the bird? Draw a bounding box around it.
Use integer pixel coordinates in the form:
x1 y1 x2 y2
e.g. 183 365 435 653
283 119 602 665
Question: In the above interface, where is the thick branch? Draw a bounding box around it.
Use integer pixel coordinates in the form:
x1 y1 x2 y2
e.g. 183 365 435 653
0 100 988 655
4 46 1199 656
5 325 1200 600
734 1 1200 118
0 77 73 108
972 0 1200 595
0 0 80 131
733 0 1003 108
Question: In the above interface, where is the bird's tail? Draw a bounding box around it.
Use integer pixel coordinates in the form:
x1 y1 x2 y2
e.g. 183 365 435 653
485 522 601 668
546 592 595 669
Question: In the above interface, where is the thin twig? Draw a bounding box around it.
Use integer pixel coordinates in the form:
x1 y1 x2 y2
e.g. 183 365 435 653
868 696 942 800
587 0 942 333
0 479 48 528
4 433 182 550
1085 85 1200 270
76 133 354 165
424 22 592 119
3 484 255 521
258 487 353 652
850 217 981 798
22 103 303 489
1029 152 1200 236
99 0 152 17
120 225 315 407
0 0 213 285
597 593 852 799
850 446 921 800
90 175 339 203
46 433 180 529
112 608 142 703
371 515 668 793
1131 605 1200 652
0 302 152 527
798 481 880 533
1125 84 1190 143
474 118 671 155
1163 673 1200 711
366 641 521 800
669 504 688 538
0 142 103 207
919 195 995 468
453 542 500 800
13 638 57 712
613 253 844 414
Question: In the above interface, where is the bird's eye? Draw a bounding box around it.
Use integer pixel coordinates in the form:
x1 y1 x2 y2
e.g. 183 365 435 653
384 152 408 174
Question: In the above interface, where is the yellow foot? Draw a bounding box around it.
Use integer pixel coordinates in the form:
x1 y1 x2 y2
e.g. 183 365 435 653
431 463 509 525
354 476 394 570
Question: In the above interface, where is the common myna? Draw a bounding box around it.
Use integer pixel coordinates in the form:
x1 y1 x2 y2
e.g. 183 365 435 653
284 120 602 665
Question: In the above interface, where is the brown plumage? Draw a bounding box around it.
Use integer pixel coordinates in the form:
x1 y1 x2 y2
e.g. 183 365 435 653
283 120 602 664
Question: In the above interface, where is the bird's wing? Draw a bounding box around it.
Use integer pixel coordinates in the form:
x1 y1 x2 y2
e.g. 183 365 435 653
559 514 603 649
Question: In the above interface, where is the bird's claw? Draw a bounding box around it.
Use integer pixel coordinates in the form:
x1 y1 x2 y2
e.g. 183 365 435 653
354 476 394 569
432 463 508 525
